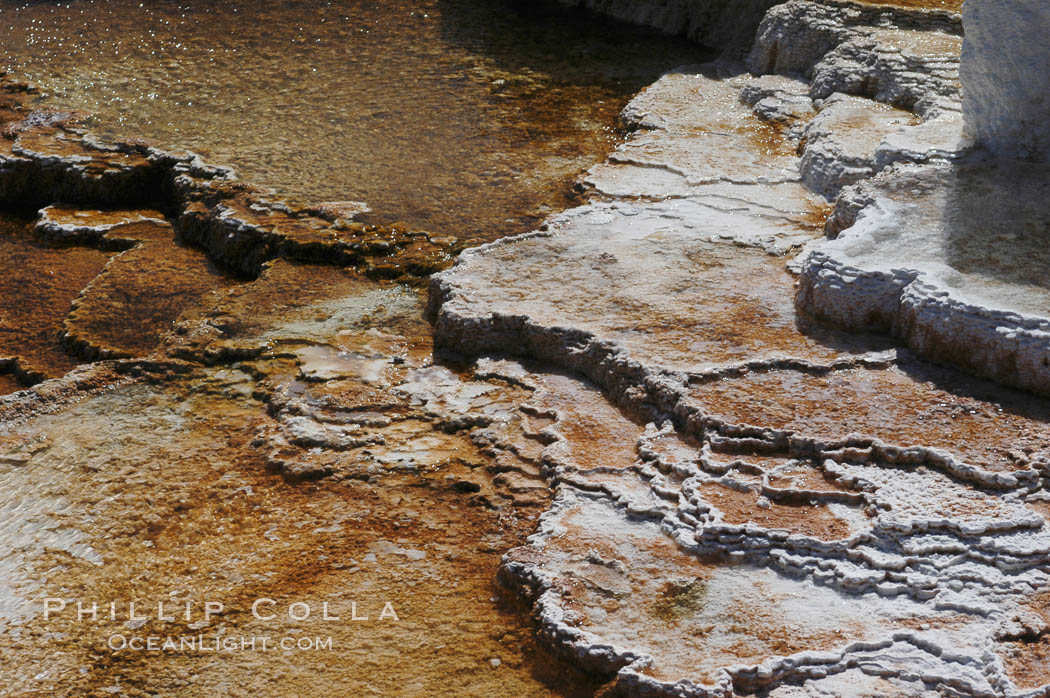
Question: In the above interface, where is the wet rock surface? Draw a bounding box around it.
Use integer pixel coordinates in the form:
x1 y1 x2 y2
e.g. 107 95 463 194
0 213 110 384
0 67 600 696
0 104 603 690
0 70 462 392
0 363 604 696
2 0 1050 697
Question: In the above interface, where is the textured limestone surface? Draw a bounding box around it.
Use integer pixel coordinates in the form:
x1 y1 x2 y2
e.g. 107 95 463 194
428 1 1050 694
749 0 1050 397
961 0 1050 161
749 0 962 115
799 93 920 198
0 351 605 696
0 104 599 694
0 76 459 394
0 72 604 696
580 65 829 256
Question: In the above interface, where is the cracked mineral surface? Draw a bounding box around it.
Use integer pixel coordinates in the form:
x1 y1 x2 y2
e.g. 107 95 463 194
1 0 1050 696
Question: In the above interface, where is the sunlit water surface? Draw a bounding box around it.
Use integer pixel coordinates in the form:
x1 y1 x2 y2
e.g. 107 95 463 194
0 0 708 240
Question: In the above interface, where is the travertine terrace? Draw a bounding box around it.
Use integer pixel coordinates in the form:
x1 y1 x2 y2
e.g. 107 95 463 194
1 0 1050 696
431 0 1050 694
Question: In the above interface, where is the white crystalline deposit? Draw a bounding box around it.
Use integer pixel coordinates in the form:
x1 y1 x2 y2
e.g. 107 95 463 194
428 0 1050 694
961 0 1050 161
740 0 1050 395
797 157 1050 395
748 0 962 115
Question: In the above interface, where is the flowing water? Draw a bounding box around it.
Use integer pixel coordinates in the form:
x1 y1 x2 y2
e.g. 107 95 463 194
0 0 708 241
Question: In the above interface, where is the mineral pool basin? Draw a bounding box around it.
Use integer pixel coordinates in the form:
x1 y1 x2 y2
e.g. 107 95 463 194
0 0 708 242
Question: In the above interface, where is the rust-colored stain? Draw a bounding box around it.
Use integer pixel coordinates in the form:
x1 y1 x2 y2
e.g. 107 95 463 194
0 215 110 386
742 118 796 159
995 587 1050 692
767 462 856 495
690 363 1050 471
0 63 609 694
699 482 857 540
721 593 868 661
64 220 236 359
999 593 1050 691
540 372 643 472
1001 638 1050 691
10 374 598 697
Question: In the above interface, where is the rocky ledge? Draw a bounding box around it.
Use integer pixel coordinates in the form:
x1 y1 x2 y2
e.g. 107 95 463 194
0 76 459 389
0 74 456 279
799 156 1050 396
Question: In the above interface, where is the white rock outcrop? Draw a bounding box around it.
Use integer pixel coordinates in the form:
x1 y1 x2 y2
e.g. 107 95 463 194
961 0 1050 161
426 2 1050 694
430 54 1050 694
749 0 962 115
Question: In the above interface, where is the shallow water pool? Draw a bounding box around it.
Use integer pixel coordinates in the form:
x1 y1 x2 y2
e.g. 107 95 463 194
0 0 708 240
